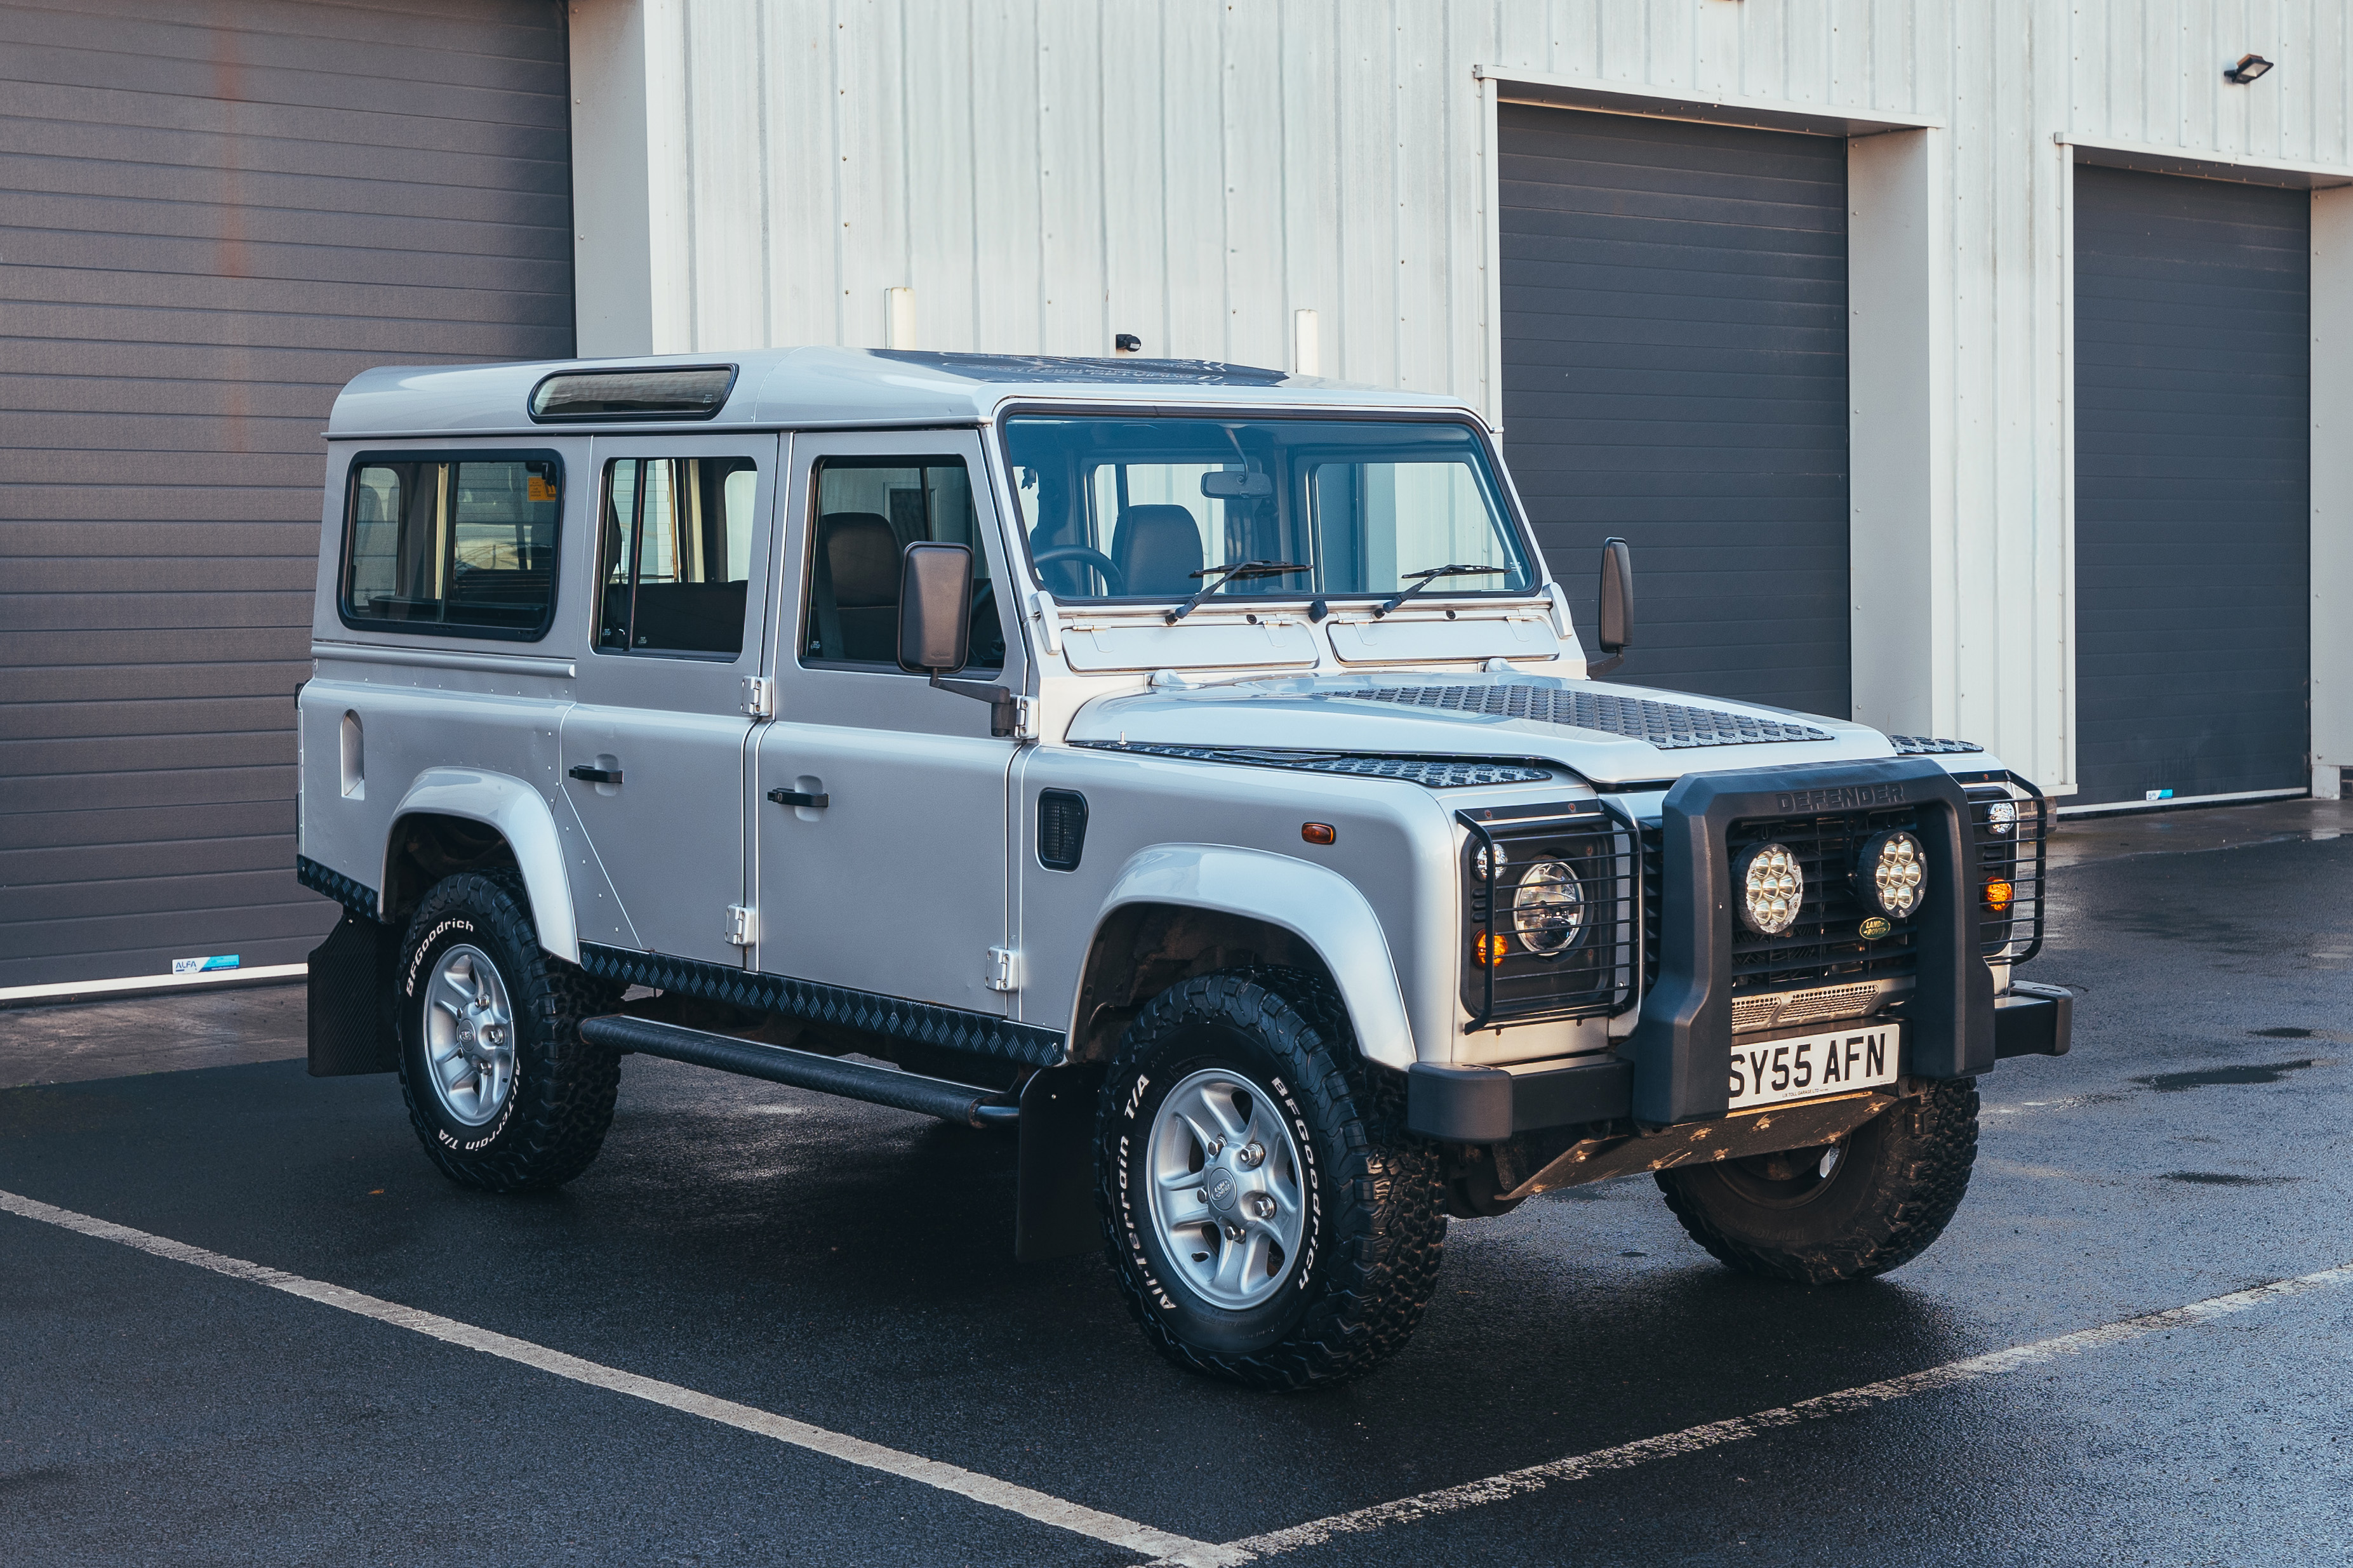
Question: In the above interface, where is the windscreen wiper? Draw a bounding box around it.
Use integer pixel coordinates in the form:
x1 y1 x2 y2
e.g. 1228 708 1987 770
1373 563 1507 618
1164 560 1311 623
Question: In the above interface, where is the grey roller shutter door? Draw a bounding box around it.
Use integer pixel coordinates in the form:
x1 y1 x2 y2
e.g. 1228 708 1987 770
0 0 572 990
1498 105 1850 719
2074 166 2310 807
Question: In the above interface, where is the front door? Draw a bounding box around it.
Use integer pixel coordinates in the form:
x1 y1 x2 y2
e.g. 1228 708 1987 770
559 434 778 965
754 430 1021 1014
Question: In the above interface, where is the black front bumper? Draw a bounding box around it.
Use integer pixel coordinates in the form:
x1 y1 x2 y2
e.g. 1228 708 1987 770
1405 759 2069 1144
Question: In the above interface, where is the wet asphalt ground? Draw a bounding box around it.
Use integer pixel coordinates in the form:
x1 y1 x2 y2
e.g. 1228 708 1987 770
4 804 2352 1566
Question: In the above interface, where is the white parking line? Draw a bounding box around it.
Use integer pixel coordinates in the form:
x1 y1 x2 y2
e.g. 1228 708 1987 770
13 1181 2343 1568
1177 1261 2353 1564
0 1189 1240 1568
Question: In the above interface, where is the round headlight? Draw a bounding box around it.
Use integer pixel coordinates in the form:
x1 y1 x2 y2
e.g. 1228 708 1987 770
1511 859 1585 957
1984 799 2018 838
1856 830 1926 918
1735 843 1804 935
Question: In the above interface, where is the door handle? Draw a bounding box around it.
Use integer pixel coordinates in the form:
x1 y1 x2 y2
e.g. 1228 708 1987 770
570 764 623 785
767 787 829 809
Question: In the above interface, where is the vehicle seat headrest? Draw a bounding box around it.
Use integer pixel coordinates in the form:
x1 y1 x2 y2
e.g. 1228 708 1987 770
1111 505 1204 597
819 512 900 607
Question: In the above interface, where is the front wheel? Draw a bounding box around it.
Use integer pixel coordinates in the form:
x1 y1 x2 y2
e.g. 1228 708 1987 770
1655 1077 1980 1284
396 871 623 1192
1096 969 1446 1390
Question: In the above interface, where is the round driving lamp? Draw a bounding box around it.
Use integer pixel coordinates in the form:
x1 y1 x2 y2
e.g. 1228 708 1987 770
1734 843 1804 936
1856 829 1927 919
1510 858 1585 958
1984 799 2018 838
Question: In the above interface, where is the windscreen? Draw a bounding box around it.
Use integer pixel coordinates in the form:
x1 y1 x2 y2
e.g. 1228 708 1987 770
1002 416 1535 604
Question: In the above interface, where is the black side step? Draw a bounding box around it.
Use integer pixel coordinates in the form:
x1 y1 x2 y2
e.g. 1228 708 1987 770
579 1014 1021 1129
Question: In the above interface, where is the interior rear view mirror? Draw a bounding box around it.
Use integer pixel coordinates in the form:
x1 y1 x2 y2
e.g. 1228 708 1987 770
1591 536 1633 677
897 542 974 675
1200 469 1274 500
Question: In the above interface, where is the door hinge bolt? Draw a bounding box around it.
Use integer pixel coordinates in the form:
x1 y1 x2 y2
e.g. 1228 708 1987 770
987 946 1021 992
726 905 757 946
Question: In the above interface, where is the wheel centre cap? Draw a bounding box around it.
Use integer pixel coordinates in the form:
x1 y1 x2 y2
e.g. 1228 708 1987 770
1204 1168 1241 1213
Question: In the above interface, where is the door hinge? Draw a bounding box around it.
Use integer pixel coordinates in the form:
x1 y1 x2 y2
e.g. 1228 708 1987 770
725 905 757 947
986 946 1021 992
739 676 775 719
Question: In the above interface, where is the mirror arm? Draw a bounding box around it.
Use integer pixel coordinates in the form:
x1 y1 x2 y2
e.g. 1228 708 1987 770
928 672 1029 739
1585 652 1625 679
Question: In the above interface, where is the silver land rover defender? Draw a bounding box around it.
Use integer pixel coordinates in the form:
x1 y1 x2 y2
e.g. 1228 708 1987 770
297 350 2069 1389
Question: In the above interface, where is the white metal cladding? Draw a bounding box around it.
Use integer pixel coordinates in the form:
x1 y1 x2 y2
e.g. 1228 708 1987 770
575 0 2353 798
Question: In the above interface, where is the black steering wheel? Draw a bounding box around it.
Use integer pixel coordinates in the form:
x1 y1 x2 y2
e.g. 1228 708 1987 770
1030 545 1126 597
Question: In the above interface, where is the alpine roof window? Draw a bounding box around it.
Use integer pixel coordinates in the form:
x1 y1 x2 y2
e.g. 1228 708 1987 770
339 452 562 641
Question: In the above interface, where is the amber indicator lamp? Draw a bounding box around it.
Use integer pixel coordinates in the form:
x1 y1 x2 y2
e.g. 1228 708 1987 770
1302 822 1336 845
1983 877 2015 914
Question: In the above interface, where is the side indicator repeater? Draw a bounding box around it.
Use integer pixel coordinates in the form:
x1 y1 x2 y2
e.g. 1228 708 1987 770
1302 823 1336 845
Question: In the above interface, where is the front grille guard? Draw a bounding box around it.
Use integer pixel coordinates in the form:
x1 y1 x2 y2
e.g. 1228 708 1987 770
1458 802 1639 1032
1968 772 2048 966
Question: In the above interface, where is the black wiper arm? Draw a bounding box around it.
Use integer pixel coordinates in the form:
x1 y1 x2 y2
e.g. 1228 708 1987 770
1373 563 1507 618
1164 560 1311 623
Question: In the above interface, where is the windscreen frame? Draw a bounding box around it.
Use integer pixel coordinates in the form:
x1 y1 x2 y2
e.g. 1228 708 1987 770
990 404 1545 607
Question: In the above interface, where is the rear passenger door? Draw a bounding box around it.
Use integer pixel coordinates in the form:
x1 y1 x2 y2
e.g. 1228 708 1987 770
560 435 779 965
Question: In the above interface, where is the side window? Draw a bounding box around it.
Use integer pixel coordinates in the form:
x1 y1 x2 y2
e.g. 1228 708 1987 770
595 456 759 656
340 453 561 639
802 456 1003 673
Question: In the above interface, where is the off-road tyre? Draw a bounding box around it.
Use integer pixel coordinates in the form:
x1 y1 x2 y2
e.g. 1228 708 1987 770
1655 1077 1980 1284
1096 967 1447 1390
396 871 623 1192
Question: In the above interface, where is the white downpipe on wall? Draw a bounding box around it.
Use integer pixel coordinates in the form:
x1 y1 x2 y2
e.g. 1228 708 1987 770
886 287 917 349
1291 309 1319 376
2314 184 2353 799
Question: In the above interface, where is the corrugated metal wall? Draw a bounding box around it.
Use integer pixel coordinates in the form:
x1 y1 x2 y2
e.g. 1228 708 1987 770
629 1 2353 797
0 0 574 990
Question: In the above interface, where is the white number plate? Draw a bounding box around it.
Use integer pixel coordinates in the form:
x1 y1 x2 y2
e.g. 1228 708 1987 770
1728 1023 1900 1111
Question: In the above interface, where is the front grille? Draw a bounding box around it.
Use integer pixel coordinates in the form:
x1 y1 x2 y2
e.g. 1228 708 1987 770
1968 776 2048 963
1460 804 1637 1030
1726 807 1922 994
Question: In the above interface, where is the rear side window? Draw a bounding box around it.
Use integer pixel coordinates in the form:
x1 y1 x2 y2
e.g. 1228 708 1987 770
595 456 759 657
340 451 562 640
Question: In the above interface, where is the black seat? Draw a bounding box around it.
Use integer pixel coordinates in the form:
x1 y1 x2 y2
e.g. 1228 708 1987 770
815 511 901 661
1110 504 1203 597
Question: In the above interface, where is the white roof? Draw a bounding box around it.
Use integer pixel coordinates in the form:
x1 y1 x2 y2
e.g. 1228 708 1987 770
326 347 1484 438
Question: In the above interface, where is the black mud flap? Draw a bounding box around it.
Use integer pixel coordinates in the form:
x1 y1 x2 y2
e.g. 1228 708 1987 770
1014 1065 1105 1262
307 912 401 1077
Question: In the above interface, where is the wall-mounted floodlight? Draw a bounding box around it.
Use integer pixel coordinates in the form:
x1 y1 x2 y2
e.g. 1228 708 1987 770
2225 54 2274 84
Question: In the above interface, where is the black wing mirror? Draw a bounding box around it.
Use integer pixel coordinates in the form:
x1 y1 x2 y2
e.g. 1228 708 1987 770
1589 536 1633 678
897 542 973 674
897 541 1025 738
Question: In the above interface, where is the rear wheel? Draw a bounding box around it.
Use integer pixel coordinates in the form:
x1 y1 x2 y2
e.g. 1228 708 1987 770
396 872 623 1192
1097 968 1446 1390
1655 1077 1979 1284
